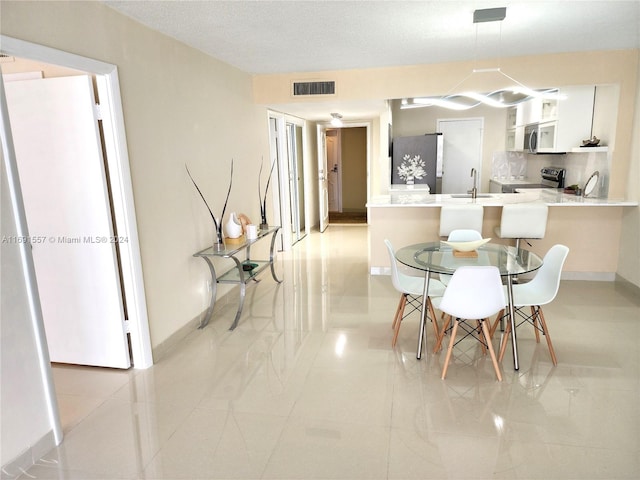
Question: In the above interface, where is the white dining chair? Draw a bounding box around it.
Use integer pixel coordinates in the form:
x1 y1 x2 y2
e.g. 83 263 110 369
436 265 505 381
438 228 484 287
384 239 446 348
494 203 548 250
495 244 569 366
439 204 484 237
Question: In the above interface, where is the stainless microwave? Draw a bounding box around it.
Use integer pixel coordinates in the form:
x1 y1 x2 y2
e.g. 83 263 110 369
524 124 538 153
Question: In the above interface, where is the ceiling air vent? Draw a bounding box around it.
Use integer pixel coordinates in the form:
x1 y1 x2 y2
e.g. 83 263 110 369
292 81 335 96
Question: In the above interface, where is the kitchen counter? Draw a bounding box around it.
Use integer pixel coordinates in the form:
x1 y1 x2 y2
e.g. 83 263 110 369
367 189 637 279
367 189 637 208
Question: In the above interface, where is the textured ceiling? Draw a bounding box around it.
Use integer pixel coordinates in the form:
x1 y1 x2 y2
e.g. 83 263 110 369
102 0 640 120
104 0 640 74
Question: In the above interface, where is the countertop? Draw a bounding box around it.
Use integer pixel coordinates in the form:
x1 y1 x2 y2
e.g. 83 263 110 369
367 188 637 208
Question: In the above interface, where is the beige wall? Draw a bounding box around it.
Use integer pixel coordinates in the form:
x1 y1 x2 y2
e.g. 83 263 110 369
1 1 271 350
254 50 639 200
616 58 640 286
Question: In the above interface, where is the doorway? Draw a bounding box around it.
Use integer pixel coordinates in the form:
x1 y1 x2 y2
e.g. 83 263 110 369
326 127 368 224
0 36 152 369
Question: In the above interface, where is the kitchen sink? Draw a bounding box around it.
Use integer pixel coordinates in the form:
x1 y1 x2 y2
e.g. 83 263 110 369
450 193 494 198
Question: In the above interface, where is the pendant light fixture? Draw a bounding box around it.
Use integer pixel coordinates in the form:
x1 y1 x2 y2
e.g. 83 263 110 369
402 7 565 110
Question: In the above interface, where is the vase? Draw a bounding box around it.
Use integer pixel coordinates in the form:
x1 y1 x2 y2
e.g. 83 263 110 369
224 212 243 239
260 212 268 230
406 175 414 185
213 227 225 252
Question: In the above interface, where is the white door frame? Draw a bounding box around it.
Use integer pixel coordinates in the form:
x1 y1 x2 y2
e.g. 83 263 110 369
0 35 153 369
316 121 371 229
268 110 309 251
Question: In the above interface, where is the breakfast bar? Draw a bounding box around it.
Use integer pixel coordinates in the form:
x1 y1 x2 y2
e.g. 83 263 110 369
368 189 637 279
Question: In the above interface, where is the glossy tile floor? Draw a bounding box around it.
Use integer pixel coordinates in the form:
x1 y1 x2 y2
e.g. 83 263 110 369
16 225 640 479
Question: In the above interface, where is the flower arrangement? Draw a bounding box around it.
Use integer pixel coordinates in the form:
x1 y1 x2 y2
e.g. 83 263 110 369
397 154 426 184
258 157 275 228
186 160 234 250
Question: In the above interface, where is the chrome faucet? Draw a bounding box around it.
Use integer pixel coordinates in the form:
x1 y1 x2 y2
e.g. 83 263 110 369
469 168 478 199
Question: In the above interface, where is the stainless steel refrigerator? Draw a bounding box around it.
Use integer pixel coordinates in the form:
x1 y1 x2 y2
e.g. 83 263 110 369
391 133 442 193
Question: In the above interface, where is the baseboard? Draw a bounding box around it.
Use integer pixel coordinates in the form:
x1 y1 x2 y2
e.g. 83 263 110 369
615 274 640 295
1 429 56 479
152 290 233 362
561 271 616 281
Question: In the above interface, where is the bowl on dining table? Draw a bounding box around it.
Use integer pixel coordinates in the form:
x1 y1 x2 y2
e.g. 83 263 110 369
441 238 491 252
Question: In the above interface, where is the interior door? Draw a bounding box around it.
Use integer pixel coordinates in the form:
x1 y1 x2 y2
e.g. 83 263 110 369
5 75 131 368
326 129 342 212
438 118 483 194
316 125 329 232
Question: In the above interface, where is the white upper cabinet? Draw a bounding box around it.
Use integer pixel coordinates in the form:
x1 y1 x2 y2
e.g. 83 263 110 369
536 85 595 153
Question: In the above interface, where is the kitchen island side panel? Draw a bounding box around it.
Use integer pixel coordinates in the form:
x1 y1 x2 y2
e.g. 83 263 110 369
369 205 623 279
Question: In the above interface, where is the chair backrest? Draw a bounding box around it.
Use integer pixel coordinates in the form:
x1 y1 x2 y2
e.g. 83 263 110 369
438 266 506 319
439 204 484 237
447 229 483 242
384 239 404 292
522 244 569 305
499 203 549 239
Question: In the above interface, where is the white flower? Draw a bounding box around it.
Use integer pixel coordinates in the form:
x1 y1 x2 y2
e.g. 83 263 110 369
397 154 427 180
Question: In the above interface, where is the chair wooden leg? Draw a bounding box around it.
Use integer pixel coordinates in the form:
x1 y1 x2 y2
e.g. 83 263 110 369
477 320 487 354
392 294 405 330
489 309 504 338
391 295 407 347
531 306 541 343
428 297 440 338
536 306 558 366
498 320 511 363
481 320 502 381
434 314 452 353
441 320 459 379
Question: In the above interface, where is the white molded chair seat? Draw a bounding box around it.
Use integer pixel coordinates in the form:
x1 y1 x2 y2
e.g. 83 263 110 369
385 239 446 347
494 203 548 250
439 204 484 237
436 266 505 381
494 244 569 366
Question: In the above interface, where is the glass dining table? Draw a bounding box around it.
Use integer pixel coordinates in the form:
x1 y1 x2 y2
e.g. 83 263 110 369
395 242 544 370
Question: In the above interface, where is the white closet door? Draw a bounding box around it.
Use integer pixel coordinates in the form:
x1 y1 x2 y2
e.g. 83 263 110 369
5 75 131 368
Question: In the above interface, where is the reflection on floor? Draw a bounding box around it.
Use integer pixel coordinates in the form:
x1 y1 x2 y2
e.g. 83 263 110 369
14 225 640 479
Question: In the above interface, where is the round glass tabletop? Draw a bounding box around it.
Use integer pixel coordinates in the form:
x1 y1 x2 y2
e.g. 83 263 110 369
395 241 543 277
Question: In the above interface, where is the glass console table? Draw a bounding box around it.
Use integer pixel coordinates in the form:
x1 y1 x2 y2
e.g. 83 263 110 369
193 226 282 330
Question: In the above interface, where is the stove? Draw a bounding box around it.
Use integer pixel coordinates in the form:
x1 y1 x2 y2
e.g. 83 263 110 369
500 167 565 192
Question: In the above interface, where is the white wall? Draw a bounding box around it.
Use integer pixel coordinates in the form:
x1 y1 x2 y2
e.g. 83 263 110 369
1 152 59 468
